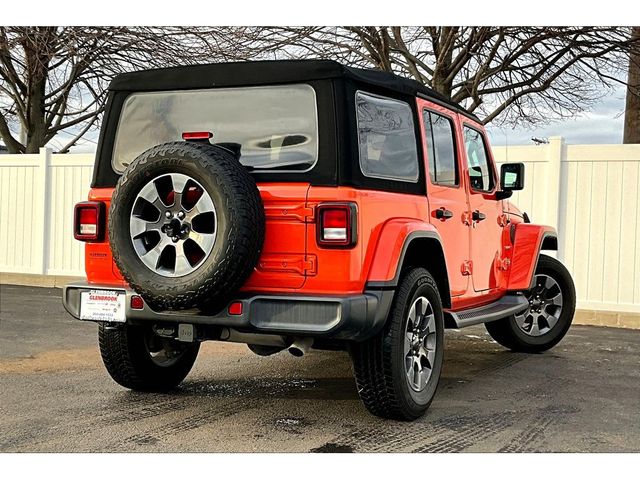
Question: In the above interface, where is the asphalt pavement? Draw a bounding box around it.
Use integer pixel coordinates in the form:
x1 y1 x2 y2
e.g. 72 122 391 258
1 284 639 452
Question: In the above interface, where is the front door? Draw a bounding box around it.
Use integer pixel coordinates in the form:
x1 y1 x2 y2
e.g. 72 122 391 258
418 99 470 297
461 123 503 292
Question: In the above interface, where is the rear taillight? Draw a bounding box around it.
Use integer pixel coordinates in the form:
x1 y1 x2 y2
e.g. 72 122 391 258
316 203 357 248
74 201 105 241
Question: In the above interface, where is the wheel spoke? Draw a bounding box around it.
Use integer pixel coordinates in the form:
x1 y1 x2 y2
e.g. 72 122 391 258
418 346 431 370
174 243 192 276
529 317 541 336
544 276 556 290
130 216 162 237
545 311 560 330
140 241 167 270
423 313 435 335
408 302 417 328
414 364 424 389
406 360 415 384
137 180 161 206
190 192 215 215
424 331 437 350
130 216 148 238
404 331 413 353
170 173 189 195
189 231 215 254
548 292 563 307
514 312 528 329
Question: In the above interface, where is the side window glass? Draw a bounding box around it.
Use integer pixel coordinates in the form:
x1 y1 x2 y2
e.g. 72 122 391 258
356 91 419 182
463 126 495 192
423 111 458 186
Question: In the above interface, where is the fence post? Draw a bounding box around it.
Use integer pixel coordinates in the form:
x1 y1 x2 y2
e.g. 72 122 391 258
545 136 564 230
33 147 51 274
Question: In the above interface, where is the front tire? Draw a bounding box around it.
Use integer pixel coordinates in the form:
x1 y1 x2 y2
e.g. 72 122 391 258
98 324 200 391
351 268 444 421
485 254 576 353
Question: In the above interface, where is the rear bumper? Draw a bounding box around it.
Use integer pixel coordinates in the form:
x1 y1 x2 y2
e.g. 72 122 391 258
62 282 393 341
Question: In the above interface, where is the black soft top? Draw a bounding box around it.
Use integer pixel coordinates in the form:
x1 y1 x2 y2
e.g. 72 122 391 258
108 59 478 121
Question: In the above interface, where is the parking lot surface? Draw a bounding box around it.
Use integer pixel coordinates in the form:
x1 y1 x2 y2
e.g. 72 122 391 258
1 284 639 452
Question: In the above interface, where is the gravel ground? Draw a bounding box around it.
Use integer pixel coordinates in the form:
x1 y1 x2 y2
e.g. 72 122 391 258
1 284 639 453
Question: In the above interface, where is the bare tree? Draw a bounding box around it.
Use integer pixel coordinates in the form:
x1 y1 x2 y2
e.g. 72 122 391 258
248 27 640 126
0 27 256 153
623 27 640 144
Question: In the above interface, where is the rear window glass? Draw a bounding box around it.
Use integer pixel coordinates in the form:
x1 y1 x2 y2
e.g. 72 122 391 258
111 84 318 173
356 91 419 182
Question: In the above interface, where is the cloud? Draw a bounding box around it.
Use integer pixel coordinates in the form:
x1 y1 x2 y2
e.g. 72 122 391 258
487 86 628 146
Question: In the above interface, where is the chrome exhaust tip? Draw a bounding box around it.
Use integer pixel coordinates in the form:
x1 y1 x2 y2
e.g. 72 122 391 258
287 338 313 357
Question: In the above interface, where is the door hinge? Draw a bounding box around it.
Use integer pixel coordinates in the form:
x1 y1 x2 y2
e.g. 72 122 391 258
497 257 511 271
498 214 510 227
461 260 473 276
303 255 317 276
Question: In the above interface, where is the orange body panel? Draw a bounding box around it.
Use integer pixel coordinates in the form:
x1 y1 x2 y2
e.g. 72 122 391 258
507 223 557 291
86 188 126 287
241 183 310 290
365 219 436 283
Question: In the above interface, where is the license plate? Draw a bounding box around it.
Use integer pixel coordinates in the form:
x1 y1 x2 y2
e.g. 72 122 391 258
80 289 126 323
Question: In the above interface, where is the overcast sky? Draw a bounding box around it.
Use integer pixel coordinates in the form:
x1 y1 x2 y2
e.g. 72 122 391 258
486 85 628 147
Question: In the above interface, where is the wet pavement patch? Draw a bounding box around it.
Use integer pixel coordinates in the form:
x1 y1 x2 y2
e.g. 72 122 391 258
310 443 354 453
273 417 312 434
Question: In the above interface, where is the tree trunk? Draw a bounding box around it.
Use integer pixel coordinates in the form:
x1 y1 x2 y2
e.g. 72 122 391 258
623 27 640 144
430 27 456 99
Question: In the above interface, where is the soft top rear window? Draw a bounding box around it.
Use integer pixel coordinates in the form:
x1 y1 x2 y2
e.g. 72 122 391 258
111 84 318 173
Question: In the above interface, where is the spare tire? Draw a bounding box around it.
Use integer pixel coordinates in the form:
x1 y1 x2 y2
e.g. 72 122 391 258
109 142 265 310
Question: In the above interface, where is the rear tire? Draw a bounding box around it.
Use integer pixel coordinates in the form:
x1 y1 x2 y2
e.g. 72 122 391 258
98 324 199 391
485 254 576 353
351 268 444 421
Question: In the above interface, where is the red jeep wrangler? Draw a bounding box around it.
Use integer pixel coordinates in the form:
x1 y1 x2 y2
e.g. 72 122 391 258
63 60 576 420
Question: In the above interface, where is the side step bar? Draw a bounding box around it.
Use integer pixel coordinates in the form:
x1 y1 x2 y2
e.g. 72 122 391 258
444 294 529 329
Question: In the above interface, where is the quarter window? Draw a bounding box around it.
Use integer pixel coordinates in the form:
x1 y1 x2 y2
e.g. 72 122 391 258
463 126 495 192
423 111 458 186
356 92 419 182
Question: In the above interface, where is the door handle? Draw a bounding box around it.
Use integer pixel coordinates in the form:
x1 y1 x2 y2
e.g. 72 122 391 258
472 210 486 222
435 207 454 220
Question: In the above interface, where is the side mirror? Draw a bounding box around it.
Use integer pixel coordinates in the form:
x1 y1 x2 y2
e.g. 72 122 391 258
496 163 525 199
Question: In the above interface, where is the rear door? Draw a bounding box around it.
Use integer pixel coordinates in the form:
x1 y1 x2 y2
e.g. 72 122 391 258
418 99 470 297
461 123 503 292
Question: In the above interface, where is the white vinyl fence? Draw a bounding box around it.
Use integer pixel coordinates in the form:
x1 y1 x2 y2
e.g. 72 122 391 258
0 149 94 277
1 138 639 313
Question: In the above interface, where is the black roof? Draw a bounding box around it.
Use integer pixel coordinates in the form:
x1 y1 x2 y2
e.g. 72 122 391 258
109 59 479 121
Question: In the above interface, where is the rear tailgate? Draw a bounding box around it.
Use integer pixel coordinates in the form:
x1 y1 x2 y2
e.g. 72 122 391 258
85 184 314 291
241 183 314 290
